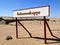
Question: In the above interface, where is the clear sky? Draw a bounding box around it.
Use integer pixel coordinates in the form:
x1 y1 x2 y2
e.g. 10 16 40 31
0 0 60 18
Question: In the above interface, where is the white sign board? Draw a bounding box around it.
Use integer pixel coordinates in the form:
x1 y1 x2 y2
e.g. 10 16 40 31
13 5 50 17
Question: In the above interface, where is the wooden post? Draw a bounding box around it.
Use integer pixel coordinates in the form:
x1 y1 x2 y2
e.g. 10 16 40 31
16 18 18 38
44 16 47 44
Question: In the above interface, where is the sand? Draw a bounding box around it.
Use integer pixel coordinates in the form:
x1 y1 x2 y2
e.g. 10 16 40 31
0 21 60 45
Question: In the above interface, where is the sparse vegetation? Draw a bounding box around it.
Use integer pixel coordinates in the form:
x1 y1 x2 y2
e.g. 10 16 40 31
53 20 56 22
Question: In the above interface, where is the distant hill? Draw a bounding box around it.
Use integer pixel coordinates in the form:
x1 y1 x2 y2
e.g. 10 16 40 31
0 16 60 24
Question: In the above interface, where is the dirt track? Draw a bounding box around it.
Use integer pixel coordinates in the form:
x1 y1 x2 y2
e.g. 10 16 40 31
0 21 60 45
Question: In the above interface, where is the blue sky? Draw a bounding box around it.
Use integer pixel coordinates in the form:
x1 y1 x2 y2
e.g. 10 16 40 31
0 0 60 18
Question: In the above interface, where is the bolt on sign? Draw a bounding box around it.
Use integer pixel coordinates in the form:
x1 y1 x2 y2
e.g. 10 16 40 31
13 5 50 17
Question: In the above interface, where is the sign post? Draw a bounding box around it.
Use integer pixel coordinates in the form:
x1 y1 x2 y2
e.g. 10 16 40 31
44 16 47 44
13 5 54 44
16 18 18 38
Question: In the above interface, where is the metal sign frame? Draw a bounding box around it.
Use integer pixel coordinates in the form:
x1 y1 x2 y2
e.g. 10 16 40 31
13 5 56 44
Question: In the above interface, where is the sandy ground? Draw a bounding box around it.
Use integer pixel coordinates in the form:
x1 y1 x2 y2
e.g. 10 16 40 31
0 21 60 45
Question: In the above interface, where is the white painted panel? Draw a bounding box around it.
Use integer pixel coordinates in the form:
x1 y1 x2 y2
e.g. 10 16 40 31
13 6 50 17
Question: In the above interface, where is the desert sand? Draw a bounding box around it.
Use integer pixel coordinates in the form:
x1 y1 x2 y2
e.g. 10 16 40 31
0 20 60 45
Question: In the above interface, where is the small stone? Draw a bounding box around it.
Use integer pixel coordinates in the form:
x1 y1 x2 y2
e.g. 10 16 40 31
6 36 13 40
